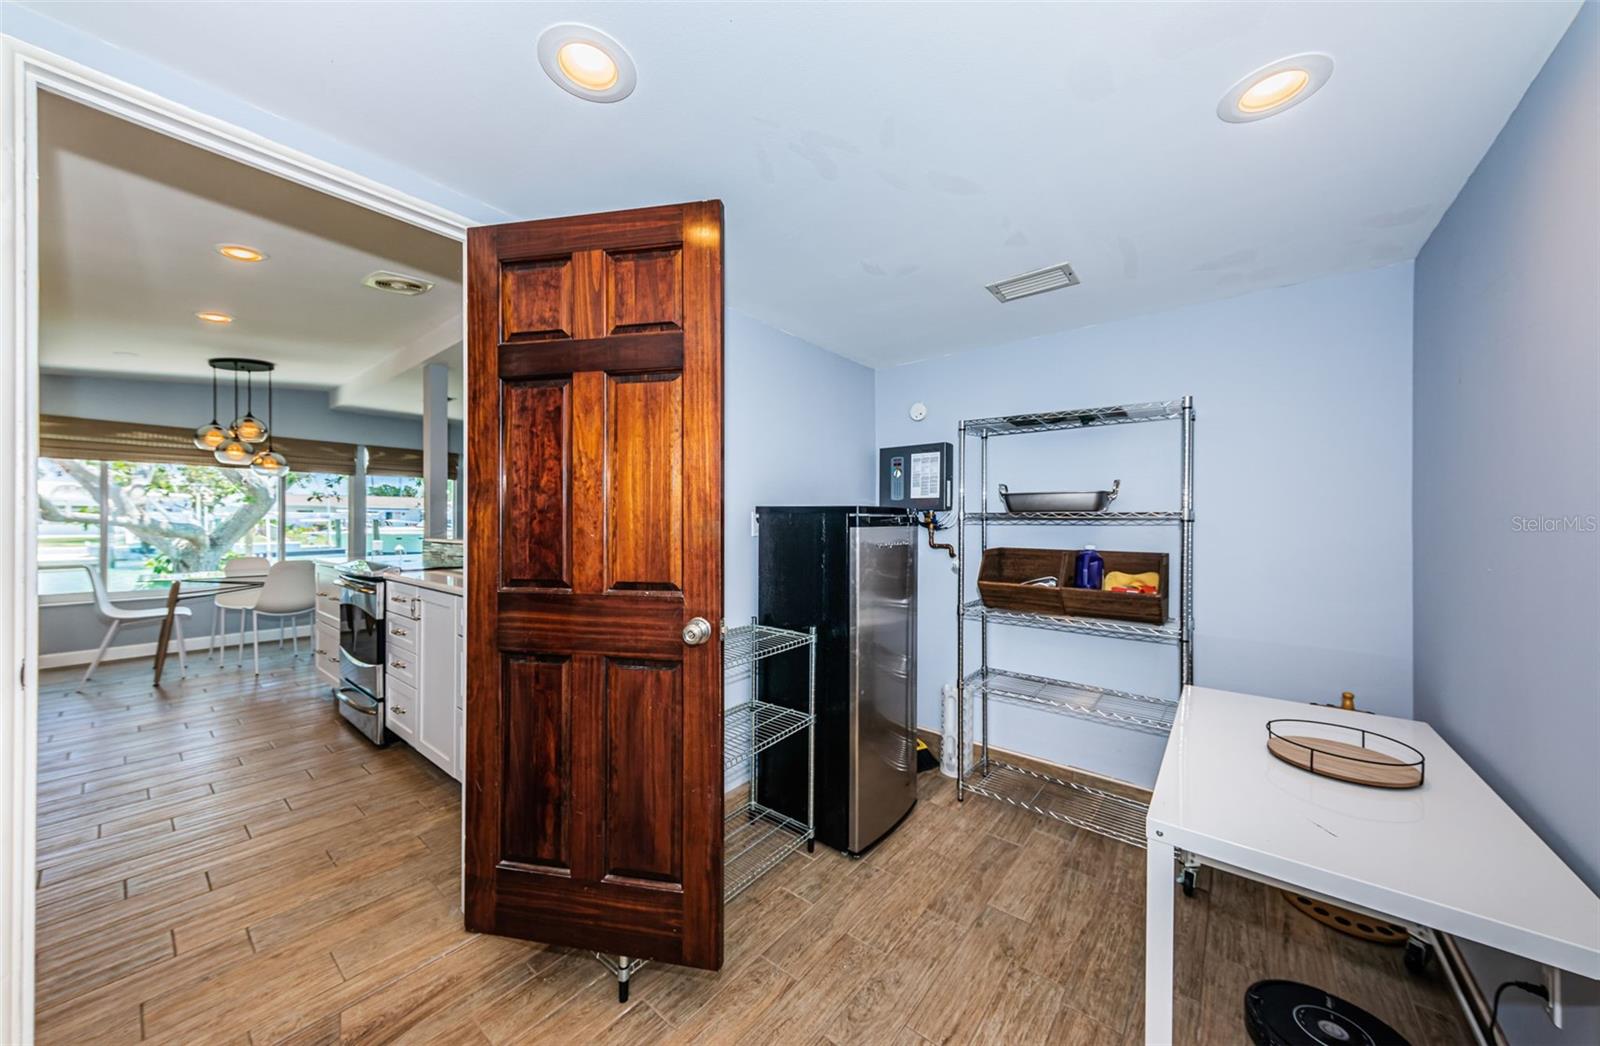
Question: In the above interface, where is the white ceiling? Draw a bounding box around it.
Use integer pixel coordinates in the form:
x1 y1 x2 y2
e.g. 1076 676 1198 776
37 92 463 418
22 1 1580 368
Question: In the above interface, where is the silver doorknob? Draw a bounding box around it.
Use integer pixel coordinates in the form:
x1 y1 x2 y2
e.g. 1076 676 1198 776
682 617 713 646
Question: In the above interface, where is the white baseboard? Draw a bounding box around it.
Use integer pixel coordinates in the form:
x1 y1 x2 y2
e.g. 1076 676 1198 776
38 622 316 670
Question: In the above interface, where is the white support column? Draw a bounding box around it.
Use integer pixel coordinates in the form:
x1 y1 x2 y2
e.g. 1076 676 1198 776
276 474 287 562
422 362 448 539
351 445 368 560
1145 839 1176 1045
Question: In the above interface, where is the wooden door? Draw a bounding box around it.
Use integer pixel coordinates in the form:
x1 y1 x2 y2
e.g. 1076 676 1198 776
465 202 725 969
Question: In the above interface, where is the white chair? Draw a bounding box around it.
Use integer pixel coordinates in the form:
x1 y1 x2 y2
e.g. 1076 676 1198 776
250 560 316 675
211 555 270 662
75 564 190 685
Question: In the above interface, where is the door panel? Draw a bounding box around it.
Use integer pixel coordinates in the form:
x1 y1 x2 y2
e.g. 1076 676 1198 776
501 257 576 341
603 659 683 884
467 202 724 970
606 247 683 334
499 381 569 588
607 374 684 592
500 655 571 871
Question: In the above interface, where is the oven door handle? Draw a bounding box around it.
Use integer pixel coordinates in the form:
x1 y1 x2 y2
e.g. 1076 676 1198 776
337 687 380 716
336 578 378 595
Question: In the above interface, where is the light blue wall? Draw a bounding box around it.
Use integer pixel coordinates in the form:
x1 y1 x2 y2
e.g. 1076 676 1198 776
876 264 1415 785
1414 4 1599 1042
724 310 878 631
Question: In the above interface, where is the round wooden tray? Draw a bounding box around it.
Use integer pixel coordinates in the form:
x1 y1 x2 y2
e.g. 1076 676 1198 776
1265 719 1424 789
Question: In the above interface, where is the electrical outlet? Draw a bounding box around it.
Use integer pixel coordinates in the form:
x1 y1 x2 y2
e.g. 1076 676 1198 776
750 510 759 538
1542 964 1563 1029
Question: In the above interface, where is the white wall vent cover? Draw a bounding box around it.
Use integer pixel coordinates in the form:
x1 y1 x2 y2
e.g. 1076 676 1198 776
363 270 435 296
985 262 1080 303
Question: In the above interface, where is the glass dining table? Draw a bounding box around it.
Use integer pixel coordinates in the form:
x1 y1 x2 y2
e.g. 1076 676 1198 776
145 569 270 685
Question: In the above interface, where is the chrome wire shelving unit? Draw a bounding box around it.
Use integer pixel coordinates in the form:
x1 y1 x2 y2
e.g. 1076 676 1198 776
598 619 816 1002
956 396 1195 850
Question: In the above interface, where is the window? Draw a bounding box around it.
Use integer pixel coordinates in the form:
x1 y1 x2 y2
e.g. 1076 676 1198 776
37 457 281 592
285 472 350 560
36 458 100 595
366 474 424 556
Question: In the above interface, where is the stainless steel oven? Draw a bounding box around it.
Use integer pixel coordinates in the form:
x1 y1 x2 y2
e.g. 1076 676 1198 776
335 570 388 744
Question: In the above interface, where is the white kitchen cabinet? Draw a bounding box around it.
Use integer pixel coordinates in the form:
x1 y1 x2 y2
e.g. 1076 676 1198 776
384 577 463 782
414 588 458 777
454 596 466 782
313 563 341 688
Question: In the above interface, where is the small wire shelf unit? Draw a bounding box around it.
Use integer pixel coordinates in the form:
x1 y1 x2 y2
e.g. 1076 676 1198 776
956 395 1194 849
596 619 817 1002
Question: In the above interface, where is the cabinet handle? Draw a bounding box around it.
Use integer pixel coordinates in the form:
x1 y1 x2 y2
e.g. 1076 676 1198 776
392 705 406 715
390 626 408 637
390 659 408 670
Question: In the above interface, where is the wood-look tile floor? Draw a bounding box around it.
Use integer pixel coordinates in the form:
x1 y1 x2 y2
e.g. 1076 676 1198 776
36 649 1473 1045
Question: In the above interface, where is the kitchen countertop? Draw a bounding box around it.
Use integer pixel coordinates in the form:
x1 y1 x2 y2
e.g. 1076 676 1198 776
385 568 465 596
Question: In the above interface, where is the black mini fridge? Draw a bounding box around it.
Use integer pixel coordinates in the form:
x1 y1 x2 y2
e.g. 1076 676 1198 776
756 506 918 856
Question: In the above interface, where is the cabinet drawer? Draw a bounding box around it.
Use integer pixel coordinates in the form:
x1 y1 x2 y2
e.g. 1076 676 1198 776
385 618 418 656
386 586 420 620
386 677 417 740
313 623 340 680
315 587 340 623
386 648 418 687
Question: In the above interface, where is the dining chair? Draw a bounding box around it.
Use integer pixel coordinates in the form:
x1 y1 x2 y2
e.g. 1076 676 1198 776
251 560 316 675
77 564 191 686
212 555 270 663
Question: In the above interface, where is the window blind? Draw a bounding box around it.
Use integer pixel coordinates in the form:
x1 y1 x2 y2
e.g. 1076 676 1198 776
37 415 454 477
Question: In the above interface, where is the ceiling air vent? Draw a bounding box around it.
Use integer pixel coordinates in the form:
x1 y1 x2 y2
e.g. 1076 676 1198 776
985 262 1080 303
363 270 435 296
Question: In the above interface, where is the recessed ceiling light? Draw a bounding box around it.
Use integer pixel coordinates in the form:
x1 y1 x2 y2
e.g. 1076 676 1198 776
363 270 435 296
216 244 267 263
537 24 636 102
195 311 234 325
1218 53 1333 123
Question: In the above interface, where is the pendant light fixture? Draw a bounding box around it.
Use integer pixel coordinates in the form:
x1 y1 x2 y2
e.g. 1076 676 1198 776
250 368 288 477
192 365 228 450
213 367 254 465
198 358 290 472
233 368 268 443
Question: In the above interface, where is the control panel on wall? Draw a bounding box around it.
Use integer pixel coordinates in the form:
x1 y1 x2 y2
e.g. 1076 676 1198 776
879 442 953 512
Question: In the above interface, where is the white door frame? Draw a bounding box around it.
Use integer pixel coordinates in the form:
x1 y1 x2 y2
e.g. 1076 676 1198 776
1 36 471 1041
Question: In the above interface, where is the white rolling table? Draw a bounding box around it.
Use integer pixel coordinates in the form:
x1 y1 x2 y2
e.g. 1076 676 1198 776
1145 685 1600 1045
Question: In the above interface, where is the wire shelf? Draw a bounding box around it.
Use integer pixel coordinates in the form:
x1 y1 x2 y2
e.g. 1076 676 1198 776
723 623 815 670
962 600 1181 644
966 510 1183 525
725 803 812 900
965 758 1149 849
963 400 1183 436
968 669 1177 735
723 701 813 771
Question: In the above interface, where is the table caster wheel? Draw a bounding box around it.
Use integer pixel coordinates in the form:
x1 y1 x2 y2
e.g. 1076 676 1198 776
1404 939 1433 975
1180 869 1197 898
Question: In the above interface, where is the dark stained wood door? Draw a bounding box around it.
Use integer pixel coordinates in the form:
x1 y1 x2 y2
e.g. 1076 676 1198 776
465 202 724 969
